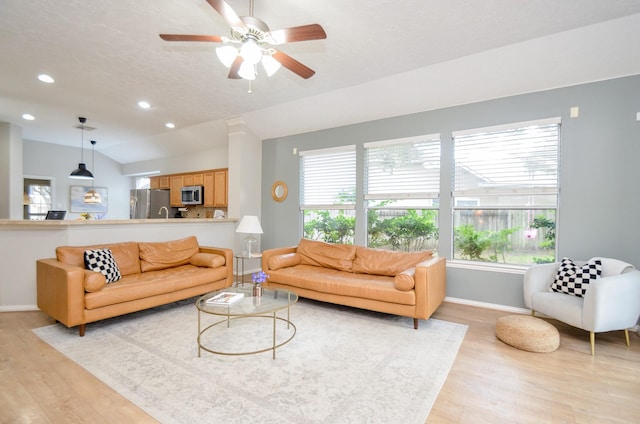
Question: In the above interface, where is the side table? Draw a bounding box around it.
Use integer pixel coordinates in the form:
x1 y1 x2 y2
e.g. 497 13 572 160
234 253 262 286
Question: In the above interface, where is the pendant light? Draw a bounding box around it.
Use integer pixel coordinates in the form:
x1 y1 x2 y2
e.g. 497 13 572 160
83 140 101 204
69 116 94 179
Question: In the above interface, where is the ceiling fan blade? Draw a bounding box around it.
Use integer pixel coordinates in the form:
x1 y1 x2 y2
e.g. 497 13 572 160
205 0 245 28
228 55 243 79
159 34 223 42
272 50 316 79
269 24 327 44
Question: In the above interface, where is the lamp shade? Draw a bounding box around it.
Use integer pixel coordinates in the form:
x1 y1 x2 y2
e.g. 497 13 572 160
70 163 94 179
236 215 263 234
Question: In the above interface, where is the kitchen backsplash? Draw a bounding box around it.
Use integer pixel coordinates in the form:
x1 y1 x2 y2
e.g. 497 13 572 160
180 205 227 219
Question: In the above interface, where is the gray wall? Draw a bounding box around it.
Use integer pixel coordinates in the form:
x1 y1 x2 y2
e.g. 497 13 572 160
261 75 640 309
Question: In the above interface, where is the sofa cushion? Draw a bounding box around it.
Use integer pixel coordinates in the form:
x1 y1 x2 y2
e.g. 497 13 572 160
394 268 416 291
268 253 302 270
84 248 121 283
550 257 602 297
190 252 225 268
139 236 200 272
296 239 357 272
56 241 141 276
84 270 106 292
353 247 433 277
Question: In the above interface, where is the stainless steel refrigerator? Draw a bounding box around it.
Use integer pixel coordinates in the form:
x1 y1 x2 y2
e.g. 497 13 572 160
130 189 175 219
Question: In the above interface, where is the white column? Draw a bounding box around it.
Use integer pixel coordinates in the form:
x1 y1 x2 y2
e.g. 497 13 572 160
226 117 262 255
0 122 24 219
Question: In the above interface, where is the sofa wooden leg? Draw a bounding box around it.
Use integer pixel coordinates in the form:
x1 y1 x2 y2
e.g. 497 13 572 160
590 331 595 356
78 324 86 337
413 318 418 329
625 329 630 347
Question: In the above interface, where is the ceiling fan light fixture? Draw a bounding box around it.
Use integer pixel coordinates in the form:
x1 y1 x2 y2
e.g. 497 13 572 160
261 54 281 77
238 62 256 80
216 45 238 68
240 38 262 65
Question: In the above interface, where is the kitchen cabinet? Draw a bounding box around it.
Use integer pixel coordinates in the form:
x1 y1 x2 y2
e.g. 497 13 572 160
204 169 228 207
169 175 183 206
150 176 170 189
183 173 203 187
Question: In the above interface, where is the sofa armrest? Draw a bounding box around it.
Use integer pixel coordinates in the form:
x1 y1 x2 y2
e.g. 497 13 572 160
413 256 447 320
582 270 640 332
36 258 86 327
262 246 298 273
198 246 234 287
523 262 559 309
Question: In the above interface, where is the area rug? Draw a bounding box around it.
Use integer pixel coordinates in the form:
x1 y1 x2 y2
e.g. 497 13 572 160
33 298 467 424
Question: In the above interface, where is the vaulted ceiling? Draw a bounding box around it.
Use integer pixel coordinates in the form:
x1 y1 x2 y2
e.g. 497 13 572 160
1 0 640 164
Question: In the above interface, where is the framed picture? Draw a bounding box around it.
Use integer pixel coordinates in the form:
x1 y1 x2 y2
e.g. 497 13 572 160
70 186 108 213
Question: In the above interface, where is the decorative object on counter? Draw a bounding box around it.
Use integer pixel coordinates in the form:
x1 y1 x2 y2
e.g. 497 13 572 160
71 186 108 213
271 180 288 202
251 271 268 297
236 215 263 257
69 117 94 180
83 140 102 204
79 212 92 220
214 210 225 218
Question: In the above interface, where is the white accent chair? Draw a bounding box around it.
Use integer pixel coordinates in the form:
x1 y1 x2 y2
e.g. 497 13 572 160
523 258 640 355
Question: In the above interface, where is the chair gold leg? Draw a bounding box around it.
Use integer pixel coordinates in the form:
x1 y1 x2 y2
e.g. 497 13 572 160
531 310 535 317
625 329 630 347
590 331 595 356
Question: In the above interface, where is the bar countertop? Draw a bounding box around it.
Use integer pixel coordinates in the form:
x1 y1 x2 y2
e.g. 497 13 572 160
0 218 238 227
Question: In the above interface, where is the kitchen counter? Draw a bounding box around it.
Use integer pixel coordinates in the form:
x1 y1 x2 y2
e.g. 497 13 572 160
0 218 237 226
0 218 239 310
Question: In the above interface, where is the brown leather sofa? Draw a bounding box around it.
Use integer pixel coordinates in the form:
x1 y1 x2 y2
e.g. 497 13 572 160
262 238 446 329
37 236 233 336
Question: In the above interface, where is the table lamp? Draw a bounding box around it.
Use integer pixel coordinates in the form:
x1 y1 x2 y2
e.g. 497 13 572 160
236 215 263 257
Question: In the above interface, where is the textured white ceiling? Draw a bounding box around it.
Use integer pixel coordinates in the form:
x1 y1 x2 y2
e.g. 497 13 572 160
1 0 640 163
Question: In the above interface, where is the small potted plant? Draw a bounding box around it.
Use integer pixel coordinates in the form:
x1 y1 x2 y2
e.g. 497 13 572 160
251 271 268 297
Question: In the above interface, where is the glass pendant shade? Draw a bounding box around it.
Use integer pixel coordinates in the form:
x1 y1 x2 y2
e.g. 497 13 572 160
238 62 256 80
261 54 281 77
216 45 238 68
240 39 262 65
84 189 101 203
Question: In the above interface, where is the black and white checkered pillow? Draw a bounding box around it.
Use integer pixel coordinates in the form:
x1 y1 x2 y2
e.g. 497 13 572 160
550 257 601 297
84 248 121 283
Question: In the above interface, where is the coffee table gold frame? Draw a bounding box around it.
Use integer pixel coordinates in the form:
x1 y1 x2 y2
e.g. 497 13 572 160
196 287 297 359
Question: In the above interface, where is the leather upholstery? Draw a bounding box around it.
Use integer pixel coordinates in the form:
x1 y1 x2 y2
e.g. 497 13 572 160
262 240 446 327
37 238 233 335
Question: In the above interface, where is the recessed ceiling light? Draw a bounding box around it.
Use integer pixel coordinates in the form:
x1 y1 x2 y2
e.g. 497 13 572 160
37 74 54 83
165 122 175 129
22 113 35 120
138 101 151 109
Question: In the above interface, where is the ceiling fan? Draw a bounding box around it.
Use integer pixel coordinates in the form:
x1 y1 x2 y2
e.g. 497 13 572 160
159 0 326 80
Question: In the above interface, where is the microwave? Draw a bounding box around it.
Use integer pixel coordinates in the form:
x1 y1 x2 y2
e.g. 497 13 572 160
181 185 203 205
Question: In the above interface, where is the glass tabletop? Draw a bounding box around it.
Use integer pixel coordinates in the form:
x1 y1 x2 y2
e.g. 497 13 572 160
196 286 298 317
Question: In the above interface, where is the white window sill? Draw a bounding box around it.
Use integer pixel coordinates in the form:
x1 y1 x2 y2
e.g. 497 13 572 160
446 260 528 275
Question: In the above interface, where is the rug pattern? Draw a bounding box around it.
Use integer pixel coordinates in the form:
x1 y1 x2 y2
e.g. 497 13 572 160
34 298 467 424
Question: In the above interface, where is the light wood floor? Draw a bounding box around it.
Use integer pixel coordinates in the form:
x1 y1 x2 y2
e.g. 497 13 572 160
2 302 639 423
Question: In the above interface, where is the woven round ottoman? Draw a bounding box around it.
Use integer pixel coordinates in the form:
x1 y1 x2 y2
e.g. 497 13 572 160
496 315 559 353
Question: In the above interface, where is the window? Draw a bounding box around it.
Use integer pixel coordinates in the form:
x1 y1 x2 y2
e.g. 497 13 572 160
300 146 356 244
365 135 440 252
452 118 560 265
24 178 52 220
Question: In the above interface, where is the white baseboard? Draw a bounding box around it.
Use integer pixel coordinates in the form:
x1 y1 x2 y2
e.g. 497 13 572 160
444 296 530 314
0 304 39 312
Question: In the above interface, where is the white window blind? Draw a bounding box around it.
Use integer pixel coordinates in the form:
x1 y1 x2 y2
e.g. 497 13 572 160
300 146 356 209
364 134 441 200
453 119 560 207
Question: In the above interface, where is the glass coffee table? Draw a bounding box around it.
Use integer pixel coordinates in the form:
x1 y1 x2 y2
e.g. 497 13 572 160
195 286 297 359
